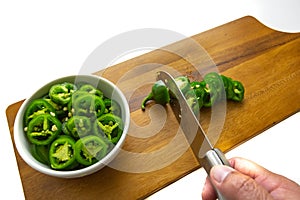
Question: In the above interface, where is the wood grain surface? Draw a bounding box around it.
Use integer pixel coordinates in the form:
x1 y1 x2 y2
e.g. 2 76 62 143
6 16 300 199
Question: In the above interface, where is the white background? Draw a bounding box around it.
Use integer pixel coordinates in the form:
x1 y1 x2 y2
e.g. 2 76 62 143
0 0 299 199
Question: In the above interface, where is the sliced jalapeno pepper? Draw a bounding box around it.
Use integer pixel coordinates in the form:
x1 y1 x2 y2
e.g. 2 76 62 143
103 98 121 117
141 80 170 110
231 80 245 102
23 99 56 126
184 90 200 115
203 72 225 107
73 93 105 118
79 84 103 98
26 114 62 145
220 75 233 100
31 144 50 165
75 135 108 166
43 95 68 120
175 76 190 95
49 82 77 105
220 75 244 101
204 72 223 90
96 113 123 144
63 116 92 139
67 90 89 118
140 72 245 112
190 81 205 109
49 135 77 170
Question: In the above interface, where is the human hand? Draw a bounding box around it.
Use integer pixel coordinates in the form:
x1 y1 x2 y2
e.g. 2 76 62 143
202 157 300 200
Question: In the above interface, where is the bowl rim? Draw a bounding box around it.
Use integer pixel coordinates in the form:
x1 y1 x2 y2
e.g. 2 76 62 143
14 74 130 178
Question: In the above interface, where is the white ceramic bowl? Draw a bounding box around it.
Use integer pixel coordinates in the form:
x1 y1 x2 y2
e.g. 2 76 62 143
14 75 130 178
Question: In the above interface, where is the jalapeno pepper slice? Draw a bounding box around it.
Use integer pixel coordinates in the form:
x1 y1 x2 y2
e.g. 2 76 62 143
73 93 105 118
203 72 225 107
79 84 103 98
75 135 108 166
43 95 68 120
96 113 123 144
49 135 77 170
103 98 121 117
31 144 50 165
231 80 245 102
184 90 200 115
63 116 92 139
23 99 56 126
49 82 77 105
175 76 190 95
26 114 62 145
219 75 234 100
67 90 89 118
141 80 170 110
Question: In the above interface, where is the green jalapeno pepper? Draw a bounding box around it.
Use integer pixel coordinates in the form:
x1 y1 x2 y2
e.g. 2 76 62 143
67 90 89 118
141 80 170 110
23 99 56 126
43 95 68 120
202 72 225 107
103 98 121 117
79 84 103 98
31 144 50 165
231 80 245 102
23 81 124 171
190 81 205 109
96 113 123 144
75 135 108 166
73 93 105 118
204 72 223 90
220 75 233 100
141 72 245 112
184 90 200 115
26 114 62 145
220 75 244 101
49 82 77 105
174 76 190 95
49 135 77 170
63 116 92 139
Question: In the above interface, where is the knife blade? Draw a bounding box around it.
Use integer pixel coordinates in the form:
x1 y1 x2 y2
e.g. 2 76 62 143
157 71 230 200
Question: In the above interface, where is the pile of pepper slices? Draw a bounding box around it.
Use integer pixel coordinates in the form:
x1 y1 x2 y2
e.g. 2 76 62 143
23 82 123 170
141 72 245 112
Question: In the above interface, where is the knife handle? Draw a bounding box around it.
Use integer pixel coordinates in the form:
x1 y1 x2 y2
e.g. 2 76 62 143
202 148 230 172
201 148 230 200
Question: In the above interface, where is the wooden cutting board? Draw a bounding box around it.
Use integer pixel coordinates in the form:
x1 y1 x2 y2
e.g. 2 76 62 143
6 16 300 199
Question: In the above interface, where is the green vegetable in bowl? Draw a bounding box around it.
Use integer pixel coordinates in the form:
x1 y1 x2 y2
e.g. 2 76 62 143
72 93 105 118
23 82 123 170
49 135 77 170
49 82 77 105
63 116 92 139
75 135 108 166
26 114 61 146
96 113 123 144
23 99 56 126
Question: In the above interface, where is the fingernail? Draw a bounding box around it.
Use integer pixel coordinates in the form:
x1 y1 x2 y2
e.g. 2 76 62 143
211 165 234 183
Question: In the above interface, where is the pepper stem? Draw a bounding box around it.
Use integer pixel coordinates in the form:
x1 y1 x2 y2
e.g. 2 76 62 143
141 93 153 111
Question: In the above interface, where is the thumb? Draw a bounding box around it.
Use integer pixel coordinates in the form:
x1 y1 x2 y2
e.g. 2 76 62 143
209 165 273 200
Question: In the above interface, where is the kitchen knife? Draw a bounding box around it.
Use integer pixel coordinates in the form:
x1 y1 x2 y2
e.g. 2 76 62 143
157 71 230 200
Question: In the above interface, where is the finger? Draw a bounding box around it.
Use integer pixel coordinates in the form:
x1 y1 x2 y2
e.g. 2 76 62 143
229 157 287 192
201 176 217 200
228 157 268 180
201 157 267 200
210 165 273 200
229 157 300 199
